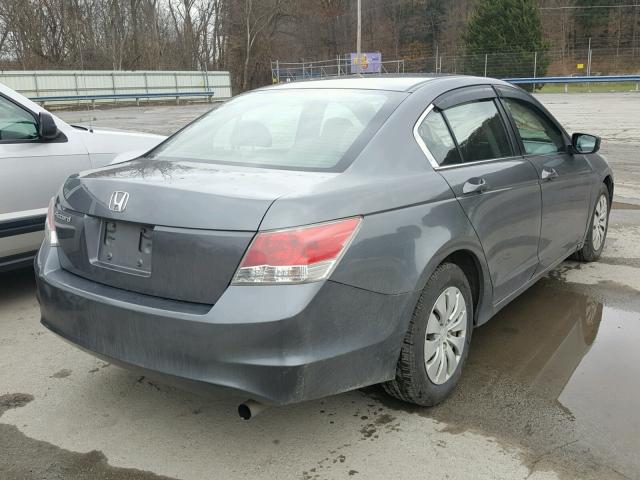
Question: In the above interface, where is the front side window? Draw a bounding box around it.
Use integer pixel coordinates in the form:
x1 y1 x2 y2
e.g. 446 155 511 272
416 109 461 166
0 96 38 141
443 99 513 163
148 89 399 172
503 98 565 155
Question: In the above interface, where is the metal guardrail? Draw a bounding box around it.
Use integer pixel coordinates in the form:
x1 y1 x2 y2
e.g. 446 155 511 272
504 75 640 85
23 74 640 106
30 91 219 106
1 69 232 106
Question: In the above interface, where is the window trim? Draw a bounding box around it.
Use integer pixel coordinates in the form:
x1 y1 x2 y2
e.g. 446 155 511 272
413 103 447 170
413 99 521 171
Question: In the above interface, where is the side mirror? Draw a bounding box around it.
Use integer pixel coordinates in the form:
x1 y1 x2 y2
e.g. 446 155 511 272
38 112 59 140
571 133 600 154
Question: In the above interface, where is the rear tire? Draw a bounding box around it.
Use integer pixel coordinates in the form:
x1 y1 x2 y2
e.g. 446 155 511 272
573 183 610 262
383 262 473 406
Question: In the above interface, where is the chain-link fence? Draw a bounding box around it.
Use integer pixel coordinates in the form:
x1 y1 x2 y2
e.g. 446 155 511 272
273 46 640 85
271 56 405 83
403 47 640 78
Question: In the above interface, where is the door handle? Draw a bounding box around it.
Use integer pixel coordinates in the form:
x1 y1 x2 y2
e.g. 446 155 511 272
541 168 559 181
462 177 488 195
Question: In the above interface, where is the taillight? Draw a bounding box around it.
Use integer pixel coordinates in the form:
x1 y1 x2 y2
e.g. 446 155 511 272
44 197 59 247
232 217 362 284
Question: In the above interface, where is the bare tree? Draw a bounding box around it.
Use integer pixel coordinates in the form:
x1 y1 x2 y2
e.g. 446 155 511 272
235 0 288 90
1 1 639 91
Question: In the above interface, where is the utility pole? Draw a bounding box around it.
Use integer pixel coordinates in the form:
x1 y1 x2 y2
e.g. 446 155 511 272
357 0 362 73
587 37 592 92
533 51 537 90
587 37 592 76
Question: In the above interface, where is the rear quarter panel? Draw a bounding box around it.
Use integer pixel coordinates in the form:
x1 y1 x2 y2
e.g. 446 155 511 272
261 76 500 325
331 196 493 325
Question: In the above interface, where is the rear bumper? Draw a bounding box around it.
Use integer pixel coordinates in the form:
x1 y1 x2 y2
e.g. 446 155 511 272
35 244 413 405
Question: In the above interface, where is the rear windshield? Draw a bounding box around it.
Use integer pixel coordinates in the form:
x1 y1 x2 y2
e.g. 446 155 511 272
147 89 402 172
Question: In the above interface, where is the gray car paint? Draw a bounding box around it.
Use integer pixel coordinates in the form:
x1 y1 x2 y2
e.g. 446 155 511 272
61 160 339 231
437 158 542 303
494 85 597 272
56 210 254 304
35 76 613 405
37 243 416 404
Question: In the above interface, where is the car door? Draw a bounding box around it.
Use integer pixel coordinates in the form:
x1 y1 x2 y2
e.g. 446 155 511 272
415 85 542 304
496 86 594 270
0 94 90 259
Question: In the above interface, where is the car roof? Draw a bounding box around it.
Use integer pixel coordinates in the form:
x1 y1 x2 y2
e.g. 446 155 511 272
0 81 70 127
0 81 49 114
259 75 512 93
261 75 438 92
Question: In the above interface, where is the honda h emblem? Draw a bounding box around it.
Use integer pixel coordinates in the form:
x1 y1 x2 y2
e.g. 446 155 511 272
108 191 129 212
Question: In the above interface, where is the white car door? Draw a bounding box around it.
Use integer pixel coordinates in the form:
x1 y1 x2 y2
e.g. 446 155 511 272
0 94 91 262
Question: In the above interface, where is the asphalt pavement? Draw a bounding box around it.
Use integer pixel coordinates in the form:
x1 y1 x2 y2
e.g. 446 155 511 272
1 92 639 480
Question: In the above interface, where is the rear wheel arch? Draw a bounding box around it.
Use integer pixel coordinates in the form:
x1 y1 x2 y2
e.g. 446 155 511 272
416 245 489 326
442 250 483 324
603 175 614 203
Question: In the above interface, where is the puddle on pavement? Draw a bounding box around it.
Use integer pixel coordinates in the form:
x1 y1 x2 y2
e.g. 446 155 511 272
0 424 178 480
0 393 175 479
612 201 640 210
367 281 640 479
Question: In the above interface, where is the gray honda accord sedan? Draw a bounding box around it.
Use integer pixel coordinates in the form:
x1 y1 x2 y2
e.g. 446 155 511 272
35 76 613 411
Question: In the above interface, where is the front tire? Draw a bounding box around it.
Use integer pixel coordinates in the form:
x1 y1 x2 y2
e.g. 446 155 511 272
573 184 610 262
383 262 473 406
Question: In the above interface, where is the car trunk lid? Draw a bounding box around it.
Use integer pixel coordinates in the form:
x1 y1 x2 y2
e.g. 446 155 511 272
55 158 336 304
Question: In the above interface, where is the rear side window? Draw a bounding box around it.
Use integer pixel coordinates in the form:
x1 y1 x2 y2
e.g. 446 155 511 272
443 100 513 163
416 110 461 166
503 98 565 155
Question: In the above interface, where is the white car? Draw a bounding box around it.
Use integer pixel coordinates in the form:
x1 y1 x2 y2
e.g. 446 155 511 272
0 83 165 270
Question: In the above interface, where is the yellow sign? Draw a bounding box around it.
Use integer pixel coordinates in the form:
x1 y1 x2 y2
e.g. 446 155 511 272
577 63 584 69
354 54 369 70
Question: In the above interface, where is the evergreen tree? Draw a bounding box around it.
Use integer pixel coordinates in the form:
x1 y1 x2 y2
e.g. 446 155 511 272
464 0 549 84
574 0 611 40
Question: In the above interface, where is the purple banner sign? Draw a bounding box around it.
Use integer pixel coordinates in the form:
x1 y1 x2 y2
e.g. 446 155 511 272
350 52 382 73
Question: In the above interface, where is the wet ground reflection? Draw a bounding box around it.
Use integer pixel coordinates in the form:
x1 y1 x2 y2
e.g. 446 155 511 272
612 201 640 211
471 282 603 397
369 280 640 478
3 267 639 478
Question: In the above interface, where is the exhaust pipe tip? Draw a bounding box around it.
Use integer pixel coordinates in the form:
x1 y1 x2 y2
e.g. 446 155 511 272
238 399 265 420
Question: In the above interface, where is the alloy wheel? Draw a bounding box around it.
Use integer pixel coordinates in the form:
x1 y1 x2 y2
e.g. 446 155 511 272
424 286 468 385
592 194 608 251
